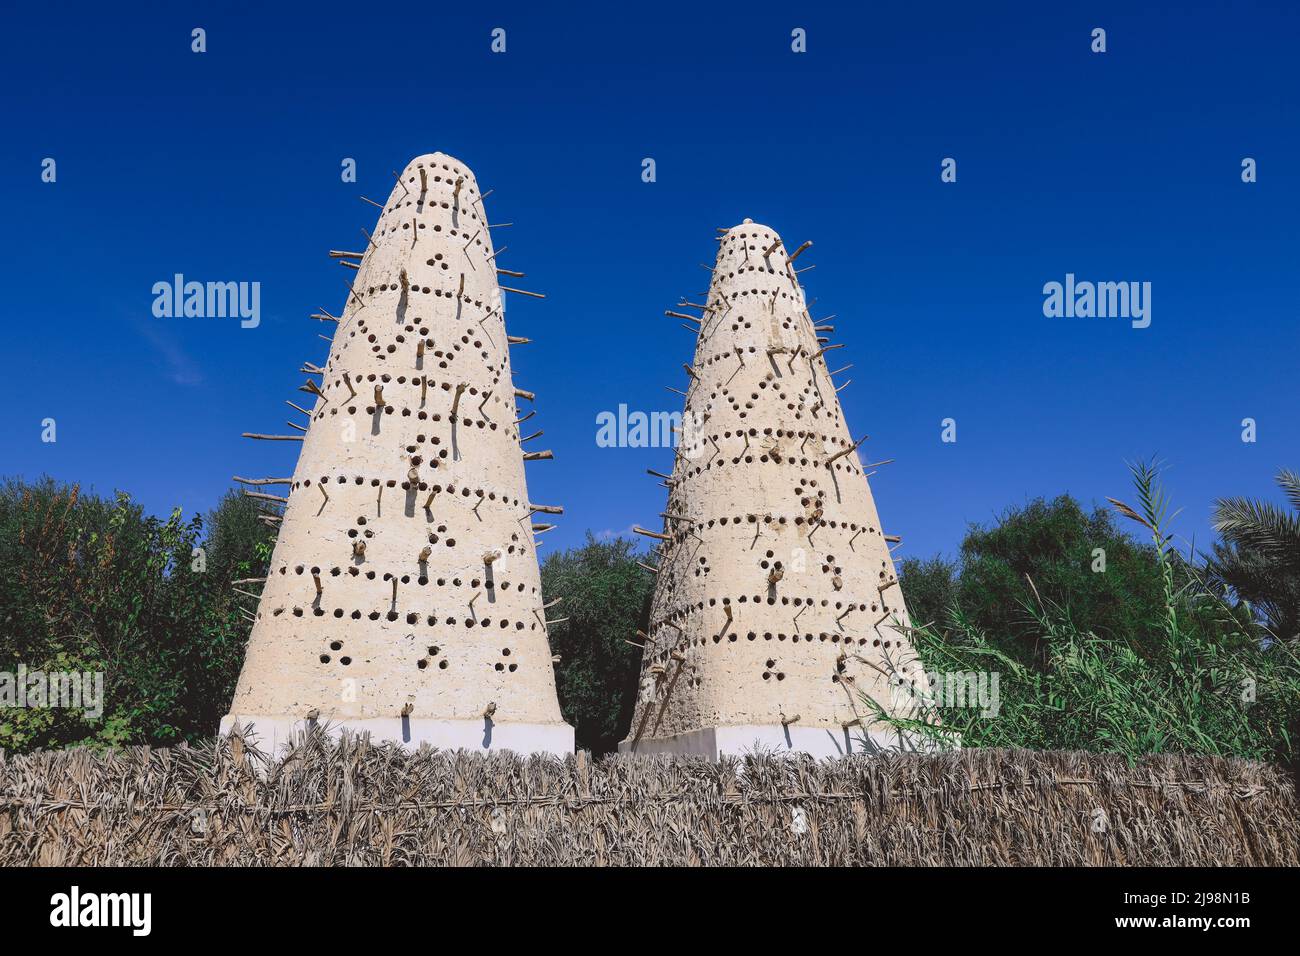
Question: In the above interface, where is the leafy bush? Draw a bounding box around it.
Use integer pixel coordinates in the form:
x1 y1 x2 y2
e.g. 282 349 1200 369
884 462 1300 763
0 478 273 753
541 534 652 754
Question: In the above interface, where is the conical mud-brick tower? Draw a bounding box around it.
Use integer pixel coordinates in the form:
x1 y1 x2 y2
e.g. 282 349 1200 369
622 220 925 759
222 153 573 756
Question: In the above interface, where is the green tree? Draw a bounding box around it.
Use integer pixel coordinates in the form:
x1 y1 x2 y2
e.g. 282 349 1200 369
894 556 957 630
179 490 279 736
541 534 652 754
901 495 1208 667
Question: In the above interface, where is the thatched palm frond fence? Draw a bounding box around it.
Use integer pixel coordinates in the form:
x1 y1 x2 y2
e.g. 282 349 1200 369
1 731 1295 866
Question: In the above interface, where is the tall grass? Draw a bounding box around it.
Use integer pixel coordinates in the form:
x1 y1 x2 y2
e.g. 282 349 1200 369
867 460 1300 763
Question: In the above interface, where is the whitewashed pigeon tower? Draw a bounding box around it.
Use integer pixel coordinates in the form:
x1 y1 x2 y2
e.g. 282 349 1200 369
621 220 925 759
222 153 573 756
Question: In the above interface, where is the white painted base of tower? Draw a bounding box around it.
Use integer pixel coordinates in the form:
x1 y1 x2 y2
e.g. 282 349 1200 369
220 714 574 759
620 724 944 760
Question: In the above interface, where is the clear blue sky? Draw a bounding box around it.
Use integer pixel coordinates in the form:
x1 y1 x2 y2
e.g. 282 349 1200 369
2 1 1296 563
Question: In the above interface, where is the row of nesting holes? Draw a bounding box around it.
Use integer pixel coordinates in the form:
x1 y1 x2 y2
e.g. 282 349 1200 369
325 371 496 393
290 480 524 511
646 634 876 667
366 280 488 310
322 403 501 436
723 231 777 249
312 407 502 435
716 262 789 277
278 564 533 593
376 219 488 259
380 206 482 235
724 285 800 303
656 511 876 546
675 451 862 480
281 606 534 628
688 427 852 453
650 595 880 630
711 633 895 649
694 345 826 376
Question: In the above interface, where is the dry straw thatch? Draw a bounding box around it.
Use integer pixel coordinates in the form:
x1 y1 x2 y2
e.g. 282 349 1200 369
2 730 1296 866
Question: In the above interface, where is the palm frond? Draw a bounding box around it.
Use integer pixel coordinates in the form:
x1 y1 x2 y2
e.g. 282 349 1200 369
1211 496 1300 561
1277 469 1300 513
